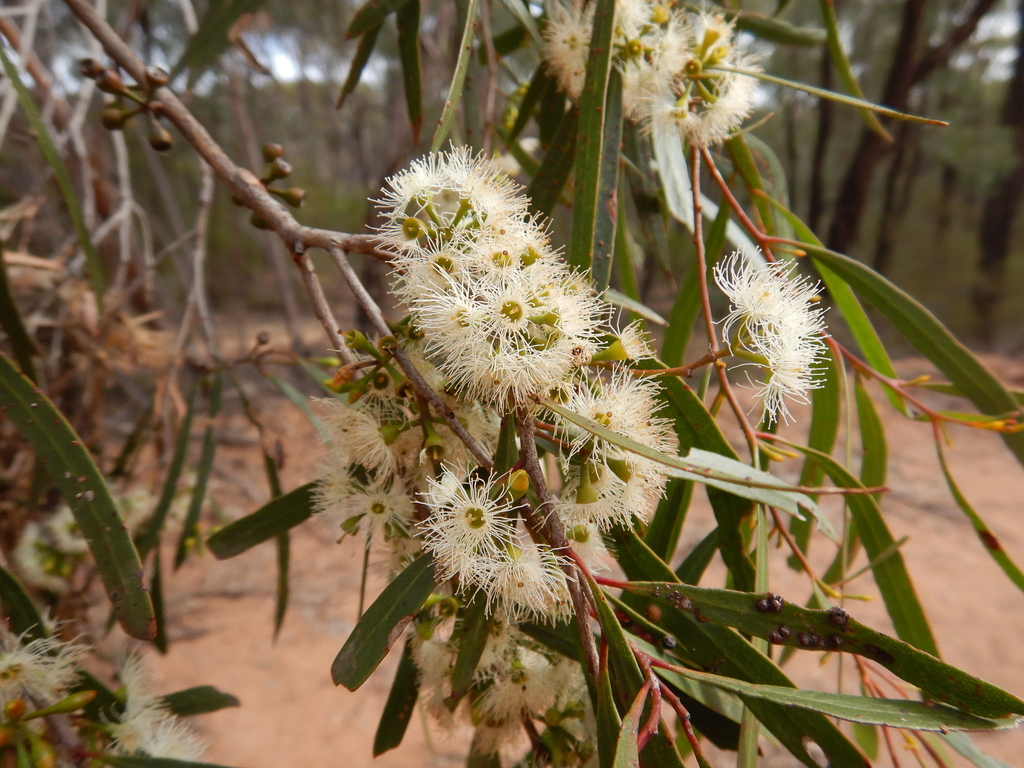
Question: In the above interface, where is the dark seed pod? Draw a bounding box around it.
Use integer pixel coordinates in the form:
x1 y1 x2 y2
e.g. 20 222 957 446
797 632 821 648
755 592 785 613
767 629 785 644
96 69 126 95
777 625 792 640
79 58 104 78
266 158 293 181
823 634 845 650
661 635 677 650
256 331 271 345
276 187 306 208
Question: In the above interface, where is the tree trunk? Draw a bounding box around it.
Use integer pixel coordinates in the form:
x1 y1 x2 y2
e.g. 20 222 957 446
973 0 1024 346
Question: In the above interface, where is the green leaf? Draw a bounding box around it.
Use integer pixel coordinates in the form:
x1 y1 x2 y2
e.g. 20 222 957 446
266 374 320 430
431 0 481 152
645 478 694 562
674 528 718 585
801 243 1024 466
851 722 879 761
520 621 583 663
939 733 1014 768
162 686 241 717
656 663 1017 731
0 565 48 642
274 532 290 637
0 353 153 640
596 650 621 768
450 596 492 700
603 289 667 327
611 531 872 768
0 49 104 309
175 373 222 569
572 67 623 290
936 439 1024 592
345 0 412 38
373 641 420 756
623 580 1024 718
172 0 266 81
526 108 578 217
336 23 383 110
726 136 776 238
622 124 671 280
613 683 646 768
138 383 199 560
509 65 552 141
729 12 825 46
0 245 38 382
492 415 518 476
818 0 889 139
855 379 887 497
541 399 829 534
774 437 938 655
151 548 168 653
207 483 316 559
711 66 947 126
396 0 423 144
331 553 437 690
496 0 541 47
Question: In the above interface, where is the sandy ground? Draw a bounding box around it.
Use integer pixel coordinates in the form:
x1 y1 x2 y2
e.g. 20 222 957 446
114 344 1024 768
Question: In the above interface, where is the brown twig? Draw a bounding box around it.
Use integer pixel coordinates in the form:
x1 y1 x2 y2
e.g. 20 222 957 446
700 146 776 262
632 348 732 379
515 407 601 682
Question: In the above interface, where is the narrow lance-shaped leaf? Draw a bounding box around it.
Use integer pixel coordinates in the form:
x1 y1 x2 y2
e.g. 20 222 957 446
175 373 222 569
655 662 1018 732
936 439 1024 593
801 242 1024 466
613 682 647 768
0 48 104 309
396 0 423 145
172 0 267 81
526 108 579 216
431 0 481 152
162 687 240 717
331 553 437 690
540 399 833 536
0 565 48 642
346 0 412 38
0 244 38 382
569 0 618 279
449 596 492 700
710 65 947 125
151 548 168 653
336 23 383 110
373 641 420 756
509 64 552 141
207 482 316 559
768 436 939 656
0 354 153 640
818 0 890 139
138 383 199 560
622 580 1024 718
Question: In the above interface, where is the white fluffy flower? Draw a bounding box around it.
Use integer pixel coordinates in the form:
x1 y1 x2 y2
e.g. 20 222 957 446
485 542 573 625
110 654 206 761
317 397 403 479
0 625 84 708
542 0 592 102
713 251 828 424
420 469 520 584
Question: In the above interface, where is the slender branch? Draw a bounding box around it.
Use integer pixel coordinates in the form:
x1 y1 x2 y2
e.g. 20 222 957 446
632 348 732 379
328 246 494 465
61 0 395 262
700 146 775 262
515 407 601 682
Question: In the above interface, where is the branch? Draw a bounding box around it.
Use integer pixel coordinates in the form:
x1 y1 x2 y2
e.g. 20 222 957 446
912 0 999 85
61 0 395 262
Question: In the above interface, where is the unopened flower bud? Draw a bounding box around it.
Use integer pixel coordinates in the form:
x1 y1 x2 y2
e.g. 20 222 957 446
506 469 530 500
101 107 127 130
79 58 104 78
24 690 97 720
262 143 285 162
0 726 12 747
96 69 126 94
145 66 170 89
148 126 173 151
274 187 306 208
4 699 25 720
265 158 292 182
250 212 273 230
342 329 382 359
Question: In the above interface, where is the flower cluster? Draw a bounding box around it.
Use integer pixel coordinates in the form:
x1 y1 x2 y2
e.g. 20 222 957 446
312 148 676 762
543 0 760 146
713 251 828 423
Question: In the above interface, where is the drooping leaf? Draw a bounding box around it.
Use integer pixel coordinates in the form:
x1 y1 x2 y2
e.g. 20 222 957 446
345 0 412 38
0 565 48 642
151 548 168 653
449 596 492 700
655 662 1018 731
175 373 222 569
817 0 890 139
373 641 420 756
603 289 667 327
331 553 437 690
336 23 384 109
207 482 316 559
138 383 199 560
431 0 481 152
509 65 552 141
0 244 38 382
939 733 1015 768
0 49 104 309
802 242 1024 467
102 757 237 768
527 108 578 216
0 354 153 640
162 686 240 717
622 124 671 280
396 0 423 144
612 682 646 768
172 0 267 81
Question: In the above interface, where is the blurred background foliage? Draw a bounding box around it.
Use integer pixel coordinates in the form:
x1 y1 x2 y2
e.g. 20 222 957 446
3 0 1023 356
